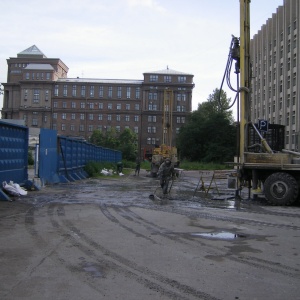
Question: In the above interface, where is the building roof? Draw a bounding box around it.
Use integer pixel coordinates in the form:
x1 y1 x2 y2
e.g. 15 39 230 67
57 78 143 84
143 67 193 76
18 45 47 58
25 63 54 70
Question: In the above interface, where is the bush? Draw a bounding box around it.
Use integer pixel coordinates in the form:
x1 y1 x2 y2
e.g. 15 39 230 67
28 150 34 165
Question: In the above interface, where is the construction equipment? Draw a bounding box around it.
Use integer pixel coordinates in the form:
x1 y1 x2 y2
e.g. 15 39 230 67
150 89 179 177
229 0 300 205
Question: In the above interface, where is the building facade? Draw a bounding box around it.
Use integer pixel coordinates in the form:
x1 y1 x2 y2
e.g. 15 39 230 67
250 0 300 151
1 45 194 157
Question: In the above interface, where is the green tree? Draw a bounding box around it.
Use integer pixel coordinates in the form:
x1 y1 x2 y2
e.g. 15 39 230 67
118 128 138 161
177 88 237 163
89 128 138 161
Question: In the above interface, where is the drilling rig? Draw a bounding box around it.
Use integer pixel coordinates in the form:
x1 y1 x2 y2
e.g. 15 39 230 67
233 0 300 205
150 88 179 177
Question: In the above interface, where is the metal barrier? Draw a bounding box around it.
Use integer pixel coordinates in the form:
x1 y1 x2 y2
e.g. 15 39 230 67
0 125 122 200
0 121 30 200
39 129 122 185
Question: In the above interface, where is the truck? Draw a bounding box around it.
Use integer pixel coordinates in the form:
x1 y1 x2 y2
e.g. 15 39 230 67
150 89 179 177
232 0 300 205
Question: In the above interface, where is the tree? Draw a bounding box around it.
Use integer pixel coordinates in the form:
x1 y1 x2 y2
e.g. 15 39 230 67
89 128 138 161
118 128 138 161
176 88 237 163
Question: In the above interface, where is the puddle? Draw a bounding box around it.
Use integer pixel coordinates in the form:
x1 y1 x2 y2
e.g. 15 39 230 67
82 263 103 278
191 231 246 240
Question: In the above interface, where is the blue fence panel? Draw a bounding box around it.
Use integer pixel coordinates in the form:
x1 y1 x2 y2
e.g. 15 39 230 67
0 121 28 185
38 131 122 184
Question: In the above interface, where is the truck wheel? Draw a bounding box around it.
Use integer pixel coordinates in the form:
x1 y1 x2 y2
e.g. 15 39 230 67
264 172 299 205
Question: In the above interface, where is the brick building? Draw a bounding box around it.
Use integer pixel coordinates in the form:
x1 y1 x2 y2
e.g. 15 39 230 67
1 45 194 157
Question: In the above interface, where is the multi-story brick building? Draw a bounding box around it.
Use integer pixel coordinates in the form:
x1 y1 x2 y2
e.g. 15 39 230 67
250 0 300 151
1 45 194 157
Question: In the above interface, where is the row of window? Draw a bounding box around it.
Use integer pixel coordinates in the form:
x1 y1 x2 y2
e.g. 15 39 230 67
51 113 186 123
149 75 188 83
25 72 51 80
54 85 141 99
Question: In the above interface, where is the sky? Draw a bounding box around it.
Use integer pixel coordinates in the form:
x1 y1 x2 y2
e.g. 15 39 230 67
0 0 284 119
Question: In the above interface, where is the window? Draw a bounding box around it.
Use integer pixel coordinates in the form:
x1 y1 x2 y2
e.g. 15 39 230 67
108 86 112 98
72 85 77 97
117 87 122 98
116 115 121 121
108 103 112 110
99 103 103 109
99 86 104 98
45 90 49 101
148 116 156 122
70 125 75 131
63 85 68 97
149 92 158 100
88 125 93 132
116 126 121 133
71 113 75 120
26 73 29 80
134 127 138 133
54 102 58 108
46 73 50 80
164 75 171 83
33 89 40 103
63 102 67 108
126 104 130 110
126 87 131 99
125 115 130 121
61 124 66 131
135 87 140 99
150 75 158 82
98 114 103 120
89 114 94 120
80 102 85 109
71 102 76 108
134 115 139 122
62 113 66 120
135 104 140 110
53 113 57 119
108 114 112 121
79 125 84 132
89 103 94 109
54 85 59 97
178 76 186 83
117 104 121 110
80 113 85 120
81 86 86 97
90 86 94 97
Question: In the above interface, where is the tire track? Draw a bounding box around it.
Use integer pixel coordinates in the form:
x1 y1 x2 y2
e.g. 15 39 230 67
99 204 300 279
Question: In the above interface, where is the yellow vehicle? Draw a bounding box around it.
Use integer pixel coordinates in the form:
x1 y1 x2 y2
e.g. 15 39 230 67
150 89 179 177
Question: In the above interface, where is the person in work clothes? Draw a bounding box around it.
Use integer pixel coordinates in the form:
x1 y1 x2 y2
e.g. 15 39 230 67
135 157 141 176
157 158 175 195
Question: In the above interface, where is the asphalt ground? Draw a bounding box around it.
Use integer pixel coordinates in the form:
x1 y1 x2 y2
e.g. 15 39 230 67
0 169 300 300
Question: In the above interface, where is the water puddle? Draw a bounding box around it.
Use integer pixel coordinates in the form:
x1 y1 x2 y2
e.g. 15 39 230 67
191 231 246 240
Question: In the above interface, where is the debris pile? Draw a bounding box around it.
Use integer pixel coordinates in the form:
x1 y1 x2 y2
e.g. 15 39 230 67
2 181 28 196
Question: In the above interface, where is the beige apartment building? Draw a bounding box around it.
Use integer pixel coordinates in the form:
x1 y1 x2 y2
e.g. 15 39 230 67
1 45 194 158
250 0 300 151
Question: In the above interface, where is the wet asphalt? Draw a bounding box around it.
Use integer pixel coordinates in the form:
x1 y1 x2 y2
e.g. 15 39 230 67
0 169 300 300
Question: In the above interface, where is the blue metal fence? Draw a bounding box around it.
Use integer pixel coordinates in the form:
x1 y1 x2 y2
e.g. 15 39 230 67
39 129 122 185
0 125 122 200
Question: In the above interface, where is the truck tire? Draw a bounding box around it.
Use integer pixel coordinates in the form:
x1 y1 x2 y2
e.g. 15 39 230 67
264 172 299 206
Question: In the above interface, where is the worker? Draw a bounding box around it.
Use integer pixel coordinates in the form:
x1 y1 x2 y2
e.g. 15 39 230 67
157 158 175 195
116 161 123 174
134 157 141 176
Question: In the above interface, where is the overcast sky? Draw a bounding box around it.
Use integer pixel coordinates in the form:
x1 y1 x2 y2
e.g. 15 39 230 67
0 0 283 118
